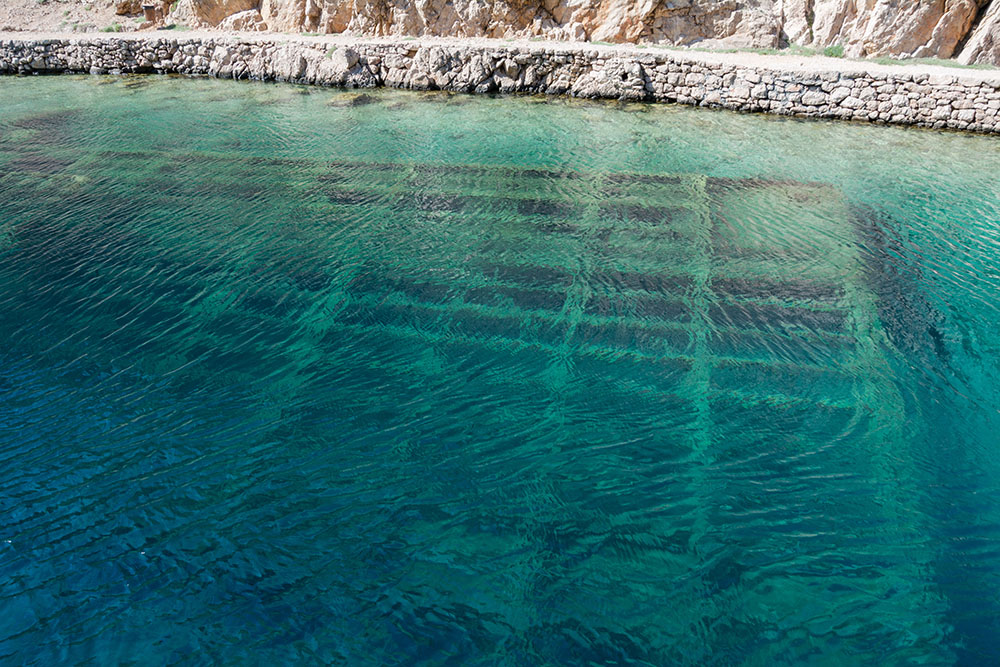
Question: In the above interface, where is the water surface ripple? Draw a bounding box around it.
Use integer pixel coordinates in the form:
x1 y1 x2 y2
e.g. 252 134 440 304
1 76 1000 664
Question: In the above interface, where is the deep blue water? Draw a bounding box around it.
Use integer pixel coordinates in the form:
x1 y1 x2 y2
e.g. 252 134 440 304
1 75 1000 664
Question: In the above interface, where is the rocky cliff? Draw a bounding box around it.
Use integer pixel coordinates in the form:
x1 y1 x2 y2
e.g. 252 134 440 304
123 0 1000 66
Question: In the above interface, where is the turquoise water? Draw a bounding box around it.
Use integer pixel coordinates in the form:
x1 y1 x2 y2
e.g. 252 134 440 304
1 75 1000 664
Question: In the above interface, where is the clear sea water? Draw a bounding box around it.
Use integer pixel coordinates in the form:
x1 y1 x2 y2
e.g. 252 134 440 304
1 74 999 665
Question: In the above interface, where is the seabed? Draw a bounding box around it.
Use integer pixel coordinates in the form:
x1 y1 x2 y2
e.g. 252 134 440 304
1 76 998 663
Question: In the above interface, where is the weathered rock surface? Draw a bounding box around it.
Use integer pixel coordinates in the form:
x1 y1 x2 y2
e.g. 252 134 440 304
154 0 1000 65
959 2 1000 64
173 0 261 27
115 0 143 17
2 34 998 133
809 0 986 59
253 0 788 47
218 9 269 31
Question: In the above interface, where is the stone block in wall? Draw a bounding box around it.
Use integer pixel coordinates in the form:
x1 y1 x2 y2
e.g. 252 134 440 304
801 91 826 105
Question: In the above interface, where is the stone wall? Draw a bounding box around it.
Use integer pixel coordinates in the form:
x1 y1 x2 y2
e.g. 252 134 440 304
2 35 999 133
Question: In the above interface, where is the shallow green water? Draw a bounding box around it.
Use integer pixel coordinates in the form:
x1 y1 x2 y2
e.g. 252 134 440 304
1 75 1000 664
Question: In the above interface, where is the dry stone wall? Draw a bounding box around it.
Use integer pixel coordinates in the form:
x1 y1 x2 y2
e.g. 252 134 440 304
2 35 999 133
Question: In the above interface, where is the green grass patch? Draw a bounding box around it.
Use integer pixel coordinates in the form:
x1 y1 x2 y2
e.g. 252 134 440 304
100 23 122 32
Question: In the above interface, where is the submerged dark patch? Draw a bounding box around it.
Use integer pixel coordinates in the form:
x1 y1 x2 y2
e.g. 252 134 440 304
7 152 74 174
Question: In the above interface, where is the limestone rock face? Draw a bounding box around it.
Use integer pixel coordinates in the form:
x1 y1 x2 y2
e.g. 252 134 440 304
809 0 986 59
218 8 269 30
172 0 260 27
959 2 1000 64
115 0 142 16
259 0 788 48
166 0 1000 65
776 0 814 44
